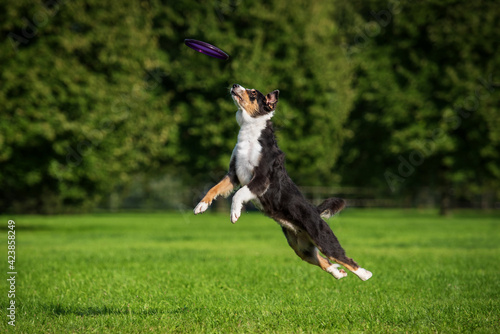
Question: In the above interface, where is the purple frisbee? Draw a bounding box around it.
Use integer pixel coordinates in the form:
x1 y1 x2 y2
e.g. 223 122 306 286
184 39 229 60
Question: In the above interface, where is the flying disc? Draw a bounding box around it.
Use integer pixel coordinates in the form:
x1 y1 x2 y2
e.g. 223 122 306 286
184 39 229 60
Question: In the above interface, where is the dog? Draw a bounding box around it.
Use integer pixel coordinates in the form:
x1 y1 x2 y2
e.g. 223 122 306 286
193 84 372 281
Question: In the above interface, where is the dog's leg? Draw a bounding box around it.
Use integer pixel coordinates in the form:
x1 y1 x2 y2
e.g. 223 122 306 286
281 226 348 279
230 186 257 223
194 175 235 215
329 259 372 281
231 172 270 223
322 238 372 281
304 215 372 281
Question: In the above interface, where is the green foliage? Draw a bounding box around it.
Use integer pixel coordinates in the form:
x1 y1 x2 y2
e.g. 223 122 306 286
9 210 500 332
153 0 354 185
337 0 500 207
0 0 176 213
0 0 354 213
1 0 498 213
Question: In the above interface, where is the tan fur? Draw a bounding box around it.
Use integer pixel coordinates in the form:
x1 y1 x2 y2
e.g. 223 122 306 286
235 90 260 116
201 175 234 204
326 257 360 272
282 225 333 271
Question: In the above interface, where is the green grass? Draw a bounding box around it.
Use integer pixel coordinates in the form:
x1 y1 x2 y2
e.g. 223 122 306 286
2 209 500 333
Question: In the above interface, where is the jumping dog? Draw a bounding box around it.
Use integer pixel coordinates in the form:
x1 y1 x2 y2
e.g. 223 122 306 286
194 84 372 281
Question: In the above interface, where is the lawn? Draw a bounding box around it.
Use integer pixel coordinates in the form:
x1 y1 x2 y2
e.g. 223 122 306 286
2 209 499 333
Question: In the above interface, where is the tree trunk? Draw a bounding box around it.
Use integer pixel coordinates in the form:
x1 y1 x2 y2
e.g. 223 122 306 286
438 165 452 216
439 188 451 216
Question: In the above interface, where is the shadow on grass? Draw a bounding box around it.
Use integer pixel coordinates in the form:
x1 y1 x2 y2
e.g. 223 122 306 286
46 304 200 317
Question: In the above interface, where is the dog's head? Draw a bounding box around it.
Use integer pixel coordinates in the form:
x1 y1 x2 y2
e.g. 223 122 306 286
231 84 279 118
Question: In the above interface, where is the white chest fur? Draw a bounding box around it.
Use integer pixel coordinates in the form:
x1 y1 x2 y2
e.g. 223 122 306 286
233 110 272 186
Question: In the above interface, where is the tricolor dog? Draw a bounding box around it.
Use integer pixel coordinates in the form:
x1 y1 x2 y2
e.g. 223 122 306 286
194 84 372 281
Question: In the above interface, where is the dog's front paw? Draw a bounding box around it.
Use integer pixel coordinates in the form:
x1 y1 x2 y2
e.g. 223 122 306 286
230 206 241 223
194 201 209 215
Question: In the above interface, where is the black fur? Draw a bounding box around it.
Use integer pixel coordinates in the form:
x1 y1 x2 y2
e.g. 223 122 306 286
250 89 279 117
195 84 370 279
229 120 357 269
317 197 346 218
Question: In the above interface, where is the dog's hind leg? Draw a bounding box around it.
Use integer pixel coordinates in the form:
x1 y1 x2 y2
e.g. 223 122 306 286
281 226 348 279
304 217 372 281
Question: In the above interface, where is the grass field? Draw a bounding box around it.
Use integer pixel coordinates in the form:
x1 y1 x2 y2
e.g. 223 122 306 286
2 209 499 333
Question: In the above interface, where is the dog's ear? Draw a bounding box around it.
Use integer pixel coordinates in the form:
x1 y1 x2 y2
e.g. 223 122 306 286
265 90 279 111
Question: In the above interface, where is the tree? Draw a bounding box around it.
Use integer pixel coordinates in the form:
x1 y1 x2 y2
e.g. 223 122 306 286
336 0 500 214
0 0 356 213
152 0 355 187
0 0 176 213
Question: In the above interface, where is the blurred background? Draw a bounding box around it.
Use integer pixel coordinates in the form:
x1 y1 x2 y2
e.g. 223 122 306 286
0 0 498 216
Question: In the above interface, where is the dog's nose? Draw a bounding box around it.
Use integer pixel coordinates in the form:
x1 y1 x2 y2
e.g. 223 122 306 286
232 84 239 89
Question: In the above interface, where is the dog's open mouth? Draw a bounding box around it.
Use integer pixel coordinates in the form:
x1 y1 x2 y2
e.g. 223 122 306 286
231 89 242 102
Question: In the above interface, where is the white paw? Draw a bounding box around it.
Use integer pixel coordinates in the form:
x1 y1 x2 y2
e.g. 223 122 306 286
326 264 348 279
354 267 373 281
193 201 209 215
230 206 241 223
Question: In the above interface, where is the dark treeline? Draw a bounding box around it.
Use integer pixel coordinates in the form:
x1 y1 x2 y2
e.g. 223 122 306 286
1 0 498 214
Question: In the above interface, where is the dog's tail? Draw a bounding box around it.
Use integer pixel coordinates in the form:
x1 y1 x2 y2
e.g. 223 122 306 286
317 197 346 219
